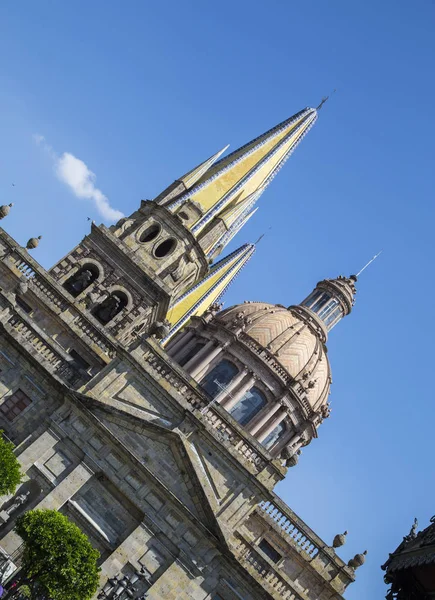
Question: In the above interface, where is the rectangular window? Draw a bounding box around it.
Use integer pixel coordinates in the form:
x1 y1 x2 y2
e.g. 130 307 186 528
0 388 32 421
258 538 282 563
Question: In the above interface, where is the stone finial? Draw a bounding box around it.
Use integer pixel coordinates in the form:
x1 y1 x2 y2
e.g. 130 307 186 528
26 235 42 250
348 550 367 570
151 320 171 340
332 531 348 548
0 203 13 219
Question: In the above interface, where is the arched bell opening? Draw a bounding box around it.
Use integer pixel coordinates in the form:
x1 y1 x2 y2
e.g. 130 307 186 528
93 291 128 325
64 263 100 297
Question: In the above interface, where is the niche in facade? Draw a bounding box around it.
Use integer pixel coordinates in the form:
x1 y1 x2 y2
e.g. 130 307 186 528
93 291 128 324
64 263 99 297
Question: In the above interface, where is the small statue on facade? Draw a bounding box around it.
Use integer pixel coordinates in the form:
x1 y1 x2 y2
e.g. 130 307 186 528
5 491 30 516
404 517 418 542
69 269 94 294
95 294 122 323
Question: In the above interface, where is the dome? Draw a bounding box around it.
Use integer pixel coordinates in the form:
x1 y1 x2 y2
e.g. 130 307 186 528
216 302 331 411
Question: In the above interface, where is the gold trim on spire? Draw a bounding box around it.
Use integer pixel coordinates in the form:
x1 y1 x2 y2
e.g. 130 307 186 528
179 145 230 190
168 108 318 235
162 244 255 342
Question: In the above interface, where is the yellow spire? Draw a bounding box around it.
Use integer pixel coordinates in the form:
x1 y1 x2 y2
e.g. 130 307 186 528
178 144 230 190
162 243 255 343
206 207 258 259
202 188 263 257
167 107 318 233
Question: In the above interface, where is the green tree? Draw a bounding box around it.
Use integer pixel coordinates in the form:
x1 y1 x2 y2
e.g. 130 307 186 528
14 509 100 600
0 430 22 496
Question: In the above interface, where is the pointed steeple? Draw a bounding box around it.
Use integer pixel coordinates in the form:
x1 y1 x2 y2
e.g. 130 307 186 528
179 145 230 190
201 187 263 257
162 243 255 343
207 207 258 260
167 107 318 238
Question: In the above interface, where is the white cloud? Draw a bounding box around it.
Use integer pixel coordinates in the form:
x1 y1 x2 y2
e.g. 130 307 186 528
33 134 124 222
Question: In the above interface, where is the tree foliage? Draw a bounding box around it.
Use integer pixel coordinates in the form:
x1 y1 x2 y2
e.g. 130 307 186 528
15 509 100 600
0 430 22 496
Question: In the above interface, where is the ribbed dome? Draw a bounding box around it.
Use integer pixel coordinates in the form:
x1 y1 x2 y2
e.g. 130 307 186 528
216 302 331 411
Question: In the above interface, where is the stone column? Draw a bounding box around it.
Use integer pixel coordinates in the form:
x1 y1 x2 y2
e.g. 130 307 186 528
166 330 194 357
213 368 248 405
188 343 225 380
256 408 287 443
191 344 224 380
247 401 282 436
221 375 256 411
172 336 199 364
183 340 214 373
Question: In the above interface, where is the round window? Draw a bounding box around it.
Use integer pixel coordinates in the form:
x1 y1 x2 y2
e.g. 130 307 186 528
155 238 177 258
178 211 189 220
140 224 160 243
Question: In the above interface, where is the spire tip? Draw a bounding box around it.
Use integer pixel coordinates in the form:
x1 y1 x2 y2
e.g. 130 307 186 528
317 89 336 111
356 251 382 278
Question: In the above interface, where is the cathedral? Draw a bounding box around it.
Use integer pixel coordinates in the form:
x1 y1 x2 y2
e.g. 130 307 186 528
0 102 367 599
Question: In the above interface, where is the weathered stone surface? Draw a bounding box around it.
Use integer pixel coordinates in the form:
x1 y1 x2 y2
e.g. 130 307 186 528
0 221 355 600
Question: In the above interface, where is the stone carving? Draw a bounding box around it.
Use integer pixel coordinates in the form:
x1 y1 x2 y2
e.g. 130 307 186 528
170 257 185 282
0 203 13 219
16 278 29 296
69 269 93 294
114 217 135 236
5 491 30 515
333 531 348 548
404 517 418 542
282 447 301 468
26 236 42 250
150 320 171 340
320 404 331 420
348 550 367 570
95 295 122 323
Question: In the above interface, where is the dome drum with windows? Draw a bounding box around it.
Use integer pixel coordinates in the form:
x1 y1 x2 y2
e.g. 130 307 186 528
166 274 357 466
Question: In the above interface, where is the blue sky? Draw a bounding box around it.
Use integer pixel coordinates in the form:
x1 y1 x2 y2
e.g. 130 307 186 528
1 1 435 597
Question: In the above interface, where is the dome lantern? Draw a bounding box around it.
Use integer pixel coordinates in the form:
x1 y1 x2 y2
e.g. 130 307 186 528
298 274 357 333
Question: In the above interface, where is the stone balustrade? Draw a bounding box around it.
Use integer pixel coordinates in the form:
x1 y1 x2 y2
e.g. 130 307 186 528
4 313 82 387
259 498 320 558
234 535 306 600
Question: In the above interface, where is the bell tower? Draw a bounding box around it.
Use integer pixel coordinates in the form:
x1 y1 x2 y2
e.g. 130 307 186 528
49 200 209 343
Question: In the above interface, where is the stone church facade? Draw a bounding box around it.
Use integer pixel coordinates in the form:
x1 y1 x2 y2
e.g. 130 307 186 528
0 103 365 599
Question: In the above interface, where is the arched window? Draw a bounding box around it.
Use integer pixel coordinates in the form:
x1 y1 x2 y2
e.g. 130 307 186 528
93 291 128 324
228 386 267 426
64 263 99 297
263 421 286 450
201 360 238 399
